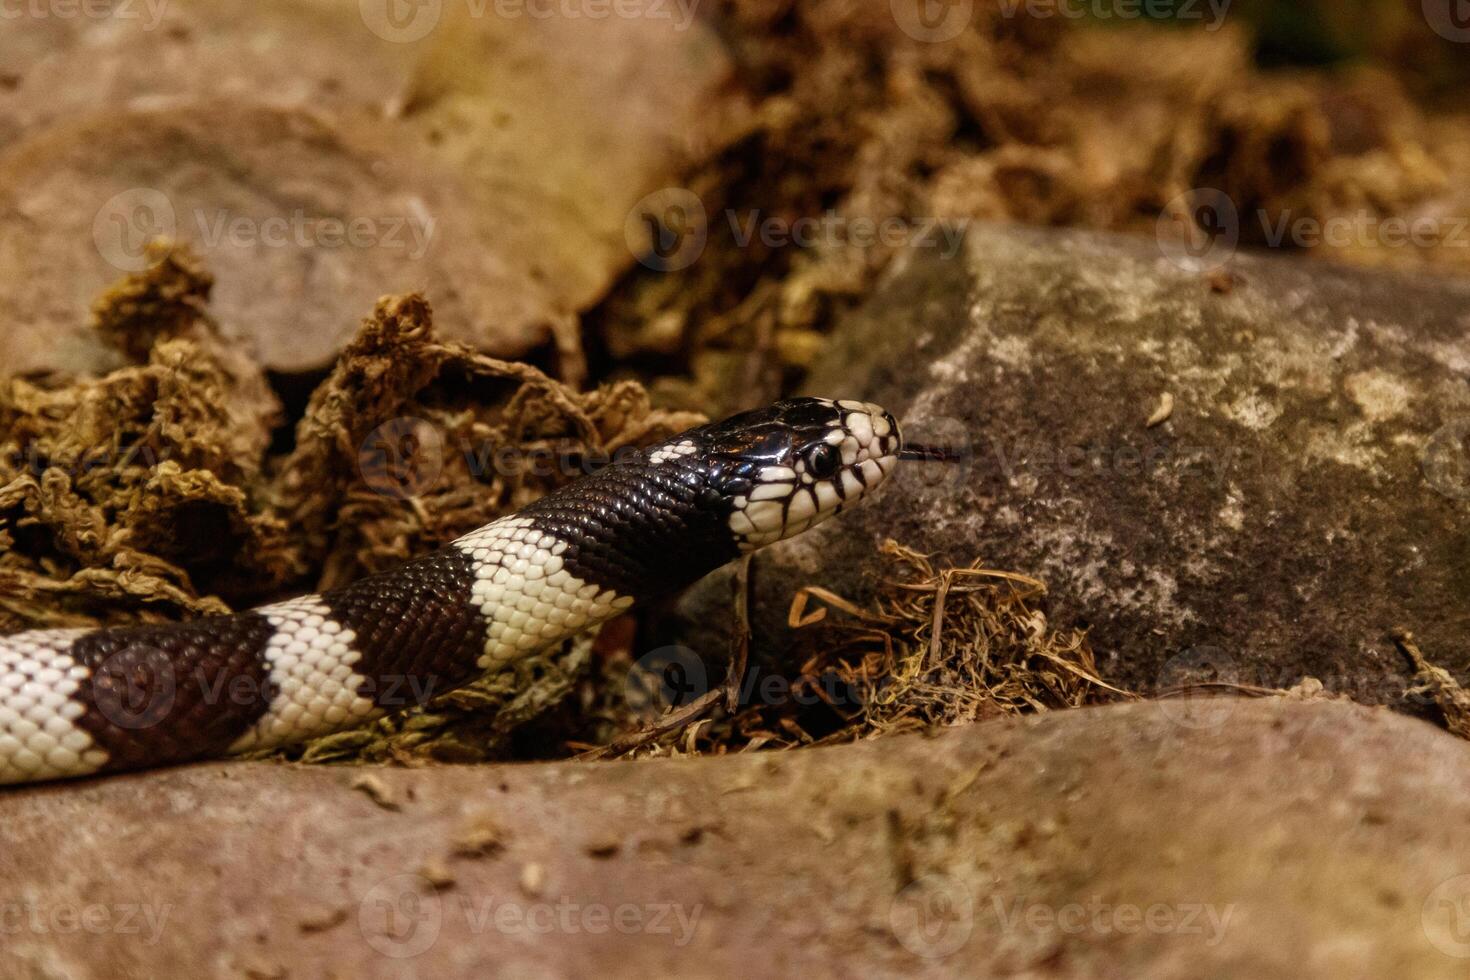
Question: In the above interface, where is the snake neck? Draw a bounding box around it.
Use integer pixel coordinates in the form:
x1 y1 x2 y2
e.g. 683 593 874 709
505 450 741 601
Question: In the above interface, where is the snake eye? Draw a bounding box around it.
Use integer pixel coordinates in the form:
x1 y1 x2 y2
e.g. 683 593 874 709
804 443 841 480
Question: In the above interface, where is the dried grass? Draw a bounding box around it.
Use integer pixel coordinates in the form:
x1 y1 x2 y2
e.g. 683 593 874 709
583 540 1133 760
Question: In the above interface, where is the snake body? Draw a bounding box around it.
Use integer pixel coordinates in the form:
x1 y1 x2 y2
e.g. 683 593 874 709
0 398 908 786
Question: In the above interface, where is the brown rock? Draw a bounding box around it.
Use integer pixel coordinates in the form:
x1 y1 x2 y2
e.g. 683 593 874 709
673 225 1470 706
0 0 742 375
1 699 1467 977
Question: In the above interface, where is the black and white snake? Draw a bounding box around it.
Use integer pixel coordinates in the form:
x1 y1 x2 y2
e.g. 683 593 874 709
0 398 932 786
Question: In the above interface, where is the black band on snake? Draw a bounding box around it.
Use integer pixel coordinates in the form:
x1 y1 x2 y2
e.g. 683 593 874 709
0 398 933 786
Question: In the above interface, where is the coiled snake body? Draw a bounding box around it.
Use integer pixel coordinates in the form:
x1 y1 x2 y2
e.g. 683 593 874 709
0 399 919 786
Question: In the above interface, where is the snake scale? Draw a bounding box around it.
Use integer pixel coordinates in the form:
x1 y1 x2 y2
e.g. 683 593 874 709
0 398 934 786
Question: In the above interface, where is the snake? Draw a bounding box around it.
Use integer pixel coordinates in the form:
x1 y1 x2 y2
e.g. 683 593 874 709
0 398 944 786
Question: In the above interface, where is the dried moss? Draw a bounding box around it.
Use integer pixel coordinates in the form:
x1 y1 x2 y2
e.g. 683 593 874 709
1398 631 1470 741
576 541 1132 761
2 248 705 759
0 244 285 627
598 8 1470 414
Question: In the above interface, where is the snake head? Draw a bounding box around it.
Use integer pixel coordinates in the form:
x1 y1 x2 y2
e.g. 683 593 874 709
676 397 903 552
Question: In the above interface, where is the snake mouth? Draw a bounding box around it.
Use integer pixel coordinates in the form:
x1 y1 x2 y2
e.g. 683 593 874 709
728 399 901 551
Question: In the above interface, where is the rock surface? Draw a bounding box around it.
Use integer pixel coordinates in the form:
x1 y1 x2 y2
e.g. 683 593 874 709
675 225 1470 703
2 699 1468 978
0 0 740 375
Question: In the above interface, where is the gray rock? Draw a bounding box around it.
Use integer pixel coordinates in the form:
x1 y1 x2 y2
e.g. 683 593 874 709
675 225 1470 704
1 699 1467 978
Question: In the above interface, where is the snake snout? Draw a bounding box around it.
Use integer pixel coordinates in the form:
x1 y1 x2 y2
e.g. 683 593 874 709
724 398 903 553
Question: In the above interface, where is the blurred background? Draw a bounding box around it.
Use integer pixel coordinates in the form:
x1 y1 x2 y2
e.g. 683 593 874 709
5 0 1470 399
